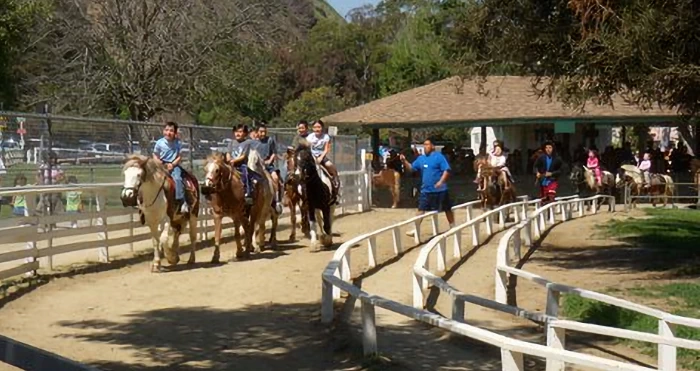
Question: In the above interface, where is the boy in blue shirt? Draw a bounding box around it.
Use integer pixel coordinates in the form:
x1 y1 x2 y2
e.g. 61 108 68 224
153 122 188 213
227 124 256 205
400 138 455 236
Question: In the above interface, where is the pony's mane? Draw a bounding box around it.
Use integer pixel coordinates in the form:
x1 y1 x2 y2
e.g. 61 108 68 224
207 151 227 164
123 155 168 181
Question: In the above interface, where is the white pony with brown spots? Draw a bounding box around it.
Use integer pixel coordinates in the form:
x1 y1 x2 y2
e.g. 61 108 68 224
120 155 200 272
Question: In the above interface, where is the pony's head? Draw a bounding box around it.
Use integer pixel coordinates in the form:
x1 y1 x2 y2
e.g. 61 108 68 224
121 155 148 207
120 155 167 207
294 139 316 181
285 147 296 174
479 166 501 209
203 152 231 195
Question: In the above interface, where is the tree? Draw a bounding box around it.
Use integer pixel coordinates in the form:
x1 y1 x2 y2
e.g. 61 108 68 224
19 0 297 121
0 0 46 108
280 86 346 125
378 5 452 96
449 0 700 153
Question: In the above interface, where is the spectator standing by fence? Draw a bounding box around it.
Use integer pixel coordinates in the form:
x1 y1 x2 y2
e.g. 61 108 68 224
65 175 83 228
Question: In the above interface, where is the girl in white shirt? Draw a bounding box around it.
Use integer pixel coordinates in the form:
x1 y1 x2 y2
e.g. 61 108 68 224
306 120 339 190
476 141 512 190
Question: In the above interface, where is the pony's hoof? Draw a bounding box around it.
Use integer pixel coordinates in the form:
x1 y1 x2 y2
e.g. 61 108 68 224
269 242 278 251
187 257 195 265
311 244 322 252
231 252 249 261
211 256 220 264
288 234 296 242
151 264 164 273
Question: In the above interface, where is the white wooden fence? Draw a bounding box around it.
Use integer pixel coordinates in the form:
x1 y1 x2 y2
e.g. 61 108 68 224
495 194 700 371
0 168 372 281
322 194 699 371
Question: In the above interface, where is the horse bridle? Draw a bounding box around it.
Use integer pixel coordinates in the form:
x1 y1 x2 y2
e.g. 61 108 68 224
205 163 232 193
123 170 166 208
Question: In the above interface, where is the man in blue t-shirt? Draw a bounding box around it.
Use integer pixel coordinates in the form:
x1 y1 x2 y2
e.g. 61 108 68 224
400 138 456 236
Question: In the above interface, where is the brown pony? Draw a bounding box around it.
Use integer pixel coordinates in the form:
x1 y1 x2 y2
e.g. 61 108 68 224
285 148 310 241
201 152 248 261
372 151 401 208
478 165 517 210
618 164 675 208
474 154 517 209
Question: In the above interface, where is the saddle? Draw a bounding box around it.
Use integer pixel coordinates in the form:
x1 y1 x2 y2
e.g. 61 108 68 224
164 169 199 221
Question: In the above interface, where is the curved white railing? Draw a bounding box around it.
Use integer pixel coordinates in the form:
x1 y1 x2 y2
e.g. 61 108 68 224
494 195 700 371
321 195 662 371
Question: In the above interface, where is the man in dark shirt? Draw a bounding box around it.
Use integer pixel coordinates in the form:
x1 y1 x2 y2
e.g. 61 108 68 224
534 141 564 205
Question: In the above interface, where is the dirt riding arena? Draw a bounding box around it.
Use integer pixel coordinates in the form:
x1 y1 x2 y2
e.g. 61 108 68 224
0 203 684 370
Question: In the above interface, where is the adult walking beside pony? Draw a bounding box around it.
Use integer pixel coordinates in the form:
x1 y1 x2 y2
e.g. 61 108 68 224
534 141 563 205
400 138 456 237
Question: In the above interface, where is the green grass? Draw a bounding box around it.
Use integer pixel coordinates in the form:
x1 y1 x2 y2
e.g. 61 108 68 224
601 208 700 275
563 285 700 369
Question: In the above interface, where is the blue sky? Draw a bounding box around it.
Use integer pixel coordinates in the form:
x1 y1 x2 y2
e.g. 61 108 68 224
328 0 380 18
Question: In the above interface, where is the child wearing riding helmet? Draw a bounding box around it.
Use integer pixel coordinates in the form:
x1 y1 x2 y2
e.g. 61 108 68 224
306 120 340 193
227 124 257 205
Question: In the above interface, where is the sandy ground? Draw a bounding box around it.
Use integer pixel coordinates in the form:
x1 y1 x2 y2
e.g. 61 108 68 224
0 203 676 371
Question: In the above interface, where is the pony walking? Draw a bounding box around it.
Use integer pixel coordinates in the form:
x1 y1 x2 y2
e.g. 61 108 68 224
120 155 200 272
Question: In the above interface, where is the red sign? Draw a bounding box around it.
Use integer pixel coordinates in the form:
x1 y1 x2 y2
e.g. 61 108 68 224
17 128 26 135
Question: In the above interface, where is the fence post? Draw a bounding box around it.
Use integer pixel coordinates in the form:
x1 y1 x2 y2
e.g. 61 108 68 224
485 214 493 235
499 209 506 229
431 213 439 235
88 167 95 226
96 191 109 262
452 295 465 323
340 249 351 283
321 278 334 324
368 236 377 267
436 239 446 272
391 227 403 255
412 219 422 244
471 221 480 247
466 205 473 223
361 301 378 356
495 268 508 304
23 196 38 277
452 231 462 259
658 320 677 371
545 285 565 371
501 349 524 371
412 271 424 308
523 220 532 247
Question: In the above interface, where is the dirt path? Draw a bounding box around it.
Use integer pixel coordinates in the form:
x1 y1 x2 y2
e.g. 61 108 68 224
0 209 425 371
0 204 665 371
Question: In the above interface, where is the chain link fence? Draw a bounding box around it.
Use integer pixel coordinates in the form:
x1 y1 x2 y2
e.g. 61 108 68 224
0 111 369 219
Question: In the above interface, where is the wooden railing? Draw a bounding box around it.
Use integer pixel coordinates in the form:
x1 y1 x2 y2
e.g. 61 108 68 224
321 194 661 371
0 168 371 281
495 195 700 371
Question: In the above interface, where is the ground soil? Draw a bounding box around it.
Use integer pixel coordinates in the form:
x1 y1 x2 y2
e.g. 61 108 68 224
0 205 681 371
